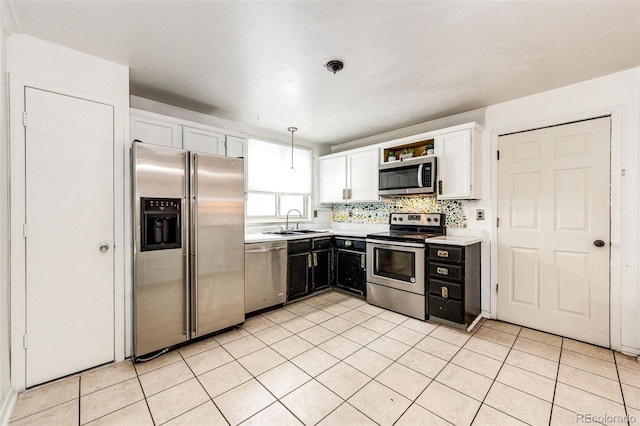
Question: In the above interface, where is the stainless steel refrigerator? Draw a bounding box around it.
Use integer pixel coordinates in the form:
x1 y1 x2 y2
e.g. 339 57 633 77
132 141 245 358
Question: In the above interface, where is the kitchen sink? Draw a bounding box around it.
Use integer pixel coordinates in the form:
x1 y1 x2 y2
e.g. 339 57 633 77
262 229 322 235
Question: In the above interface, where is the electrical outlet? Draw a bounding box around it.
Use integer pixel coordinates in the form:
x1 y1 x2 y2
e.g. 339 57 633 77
313 210 318 218
348 210 353 218
476 209 485 220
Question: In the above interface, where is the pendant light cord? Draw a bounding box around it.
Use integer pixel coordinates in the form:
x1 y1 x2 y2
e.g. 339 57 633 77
288 127 297 170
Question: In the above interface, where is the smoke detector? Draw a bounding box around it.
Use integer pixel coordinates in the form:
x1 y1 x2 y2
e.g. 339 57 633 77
325 60 344 74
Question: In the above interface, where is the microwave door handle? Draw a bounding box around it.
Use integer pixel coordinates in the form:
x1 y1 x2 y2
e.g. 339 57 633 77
417 164 423 188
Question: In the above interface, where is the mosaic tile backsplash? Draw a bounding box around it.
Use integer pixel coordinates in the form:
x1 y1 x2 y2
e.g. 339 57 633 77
332 196 467 228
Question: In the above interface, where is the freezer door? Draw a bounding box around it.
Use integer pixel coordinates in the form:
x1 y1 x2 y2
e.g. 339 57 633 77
133 142 190 357
191 152 245 337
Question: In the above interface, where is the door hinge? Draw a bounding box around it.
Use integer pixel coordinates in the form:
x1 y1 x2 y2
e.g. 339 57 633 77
23 334 27 349
23 223 27 238
22 111 28 127
496 217 500 227
496 150 500 160
496 283 499 293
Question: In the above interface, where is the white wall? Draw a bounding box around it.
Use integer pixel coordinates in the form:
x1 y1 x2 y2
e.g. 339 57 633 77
6 34 130 391
0 5 15 424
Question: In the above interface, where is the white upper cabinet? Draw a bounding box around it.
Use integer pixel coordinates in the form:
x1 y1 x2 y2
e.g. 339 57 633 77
347 149 380 202
225 135 245 158
319 148 379 203
130 114 181 148
130 109 246 158
182 126 225 155
435 126 482 199
319 155 348 203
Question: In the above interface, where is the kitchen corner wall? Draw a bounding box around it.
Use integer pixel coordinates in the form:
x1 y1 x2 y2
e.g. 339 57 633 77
0 6 13 423
332 196 467 228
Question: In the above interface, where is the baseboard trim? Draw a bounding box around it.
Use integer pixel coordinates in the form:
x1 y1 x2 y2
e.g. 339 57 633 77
0 390 17 426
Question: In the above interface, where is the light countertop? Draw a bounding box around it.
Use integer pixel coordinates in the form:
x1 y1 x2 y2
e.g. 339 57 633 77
246 228 483 246
423 235 483 246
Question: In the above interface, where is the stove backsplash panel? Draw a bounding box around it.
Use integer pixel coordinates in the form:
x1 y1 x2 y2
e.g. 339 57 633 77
331 196 467 228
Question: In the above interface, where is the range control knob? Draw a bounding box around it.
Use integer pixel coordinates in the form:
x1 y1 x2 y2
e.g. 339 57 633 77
426 218 432 222
393 217 397 221
433 217 439 223
398 218 403 221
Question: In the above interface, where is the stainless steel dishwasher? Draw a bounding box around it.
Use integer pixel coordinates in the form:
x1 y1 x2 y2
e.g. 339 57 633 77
244 241 288 314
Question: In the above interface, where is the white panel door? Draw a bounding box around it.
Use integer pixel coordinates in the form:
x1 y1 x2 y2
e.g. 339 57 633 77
348 149 379 202
25 87 115 387
182 126 225 155
319 155 347 203
131 114 181 148
225 135 245 158
497 117 610 347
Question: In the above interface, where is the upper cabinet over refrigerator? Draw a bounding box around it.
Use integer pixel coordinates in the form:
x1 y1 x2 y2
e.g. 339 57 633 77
131 108 246 158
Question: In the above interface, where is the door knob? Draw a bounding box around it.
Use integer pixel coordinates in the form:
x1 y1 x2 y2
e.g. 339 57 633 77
594 240 605 247
99 244 110 252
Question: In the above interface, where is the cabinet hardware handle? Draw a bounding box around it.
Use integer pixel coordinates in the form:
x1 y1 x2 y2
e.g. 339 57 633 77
347 188 352 199
441 286 449 299
436 267 449 276
313 252 318 267
360 254 366 269
437 250 449 258
438 180 443 195
308 254 312 268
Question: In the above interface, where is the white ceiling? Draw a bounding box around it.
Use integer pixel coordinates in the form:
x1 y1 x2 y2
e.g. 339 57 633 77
6 1 640 144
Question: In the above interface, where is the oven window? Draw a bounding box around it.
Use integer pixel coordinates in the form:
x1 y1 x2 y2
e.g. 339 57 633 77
379 165 420 190
373 247 415 282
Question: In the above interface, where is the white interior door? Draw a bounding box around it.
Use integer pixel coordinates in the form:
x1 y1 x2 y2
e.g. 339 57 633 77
497 117 611 347
25 87 115 387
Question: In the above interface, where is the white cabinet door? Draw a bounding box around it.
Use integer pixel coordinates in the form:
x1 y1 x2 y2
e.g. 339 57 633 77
225 135 246 158
348 148 379 202
320 155 348 203
131 114 181 148
183 126 225 155
435 129 477 199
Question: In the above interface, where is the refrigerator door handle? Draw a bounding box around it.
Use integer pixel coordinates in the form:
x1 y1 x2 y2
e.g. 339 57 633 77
191 152 199 336
183 153 190 337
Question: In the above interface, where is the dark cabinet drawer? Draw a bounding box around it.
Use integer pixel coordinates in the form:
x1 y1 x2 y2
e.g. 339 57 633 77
313 237 332 250
428 279 462 300
288 239 311 255
334 238 366 252
428 262 463 282
428 295 463 323
428 245 464 263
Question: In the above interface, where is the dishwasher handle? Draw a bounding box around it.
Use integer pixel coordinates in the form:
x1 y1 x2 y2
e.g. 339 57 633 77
245 246 287 254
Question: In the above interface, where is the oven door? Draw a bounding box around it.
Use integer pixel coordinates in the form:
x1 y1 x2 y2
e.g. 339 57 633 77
366 239 425 294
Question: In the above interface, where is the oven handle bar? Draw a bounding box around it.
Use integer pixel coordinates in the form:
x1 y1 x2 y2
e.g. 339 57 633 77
366 239 426 249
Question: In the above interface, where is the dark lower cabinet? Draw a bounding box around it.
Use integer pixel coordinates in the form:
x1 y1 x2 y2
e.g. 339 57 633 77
286 235 367 301
427 243 480 328
334 237 366 297
287 239 311 301
312 248 332 292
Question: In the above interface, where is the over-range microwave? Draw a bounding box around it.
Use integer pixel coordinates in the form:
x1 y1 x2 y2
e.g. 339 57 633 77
378 156 437 196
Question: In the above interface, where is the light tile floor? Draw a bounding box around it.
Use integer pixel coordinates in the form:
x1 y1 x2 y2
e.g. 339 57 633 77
10 290 640 425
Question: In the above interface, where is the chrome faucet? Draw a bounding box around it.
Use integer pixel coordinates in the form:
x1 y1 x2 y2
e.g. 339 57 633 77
285 209 303 231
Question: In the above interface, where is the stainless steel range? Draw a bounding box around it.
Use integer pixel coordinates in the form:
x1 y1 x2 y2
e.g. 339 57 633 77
366 213 446 320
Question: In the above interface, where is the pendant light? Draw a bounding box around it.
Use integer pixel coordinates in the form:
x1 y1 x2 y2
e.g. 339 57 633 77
288 126 297 172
